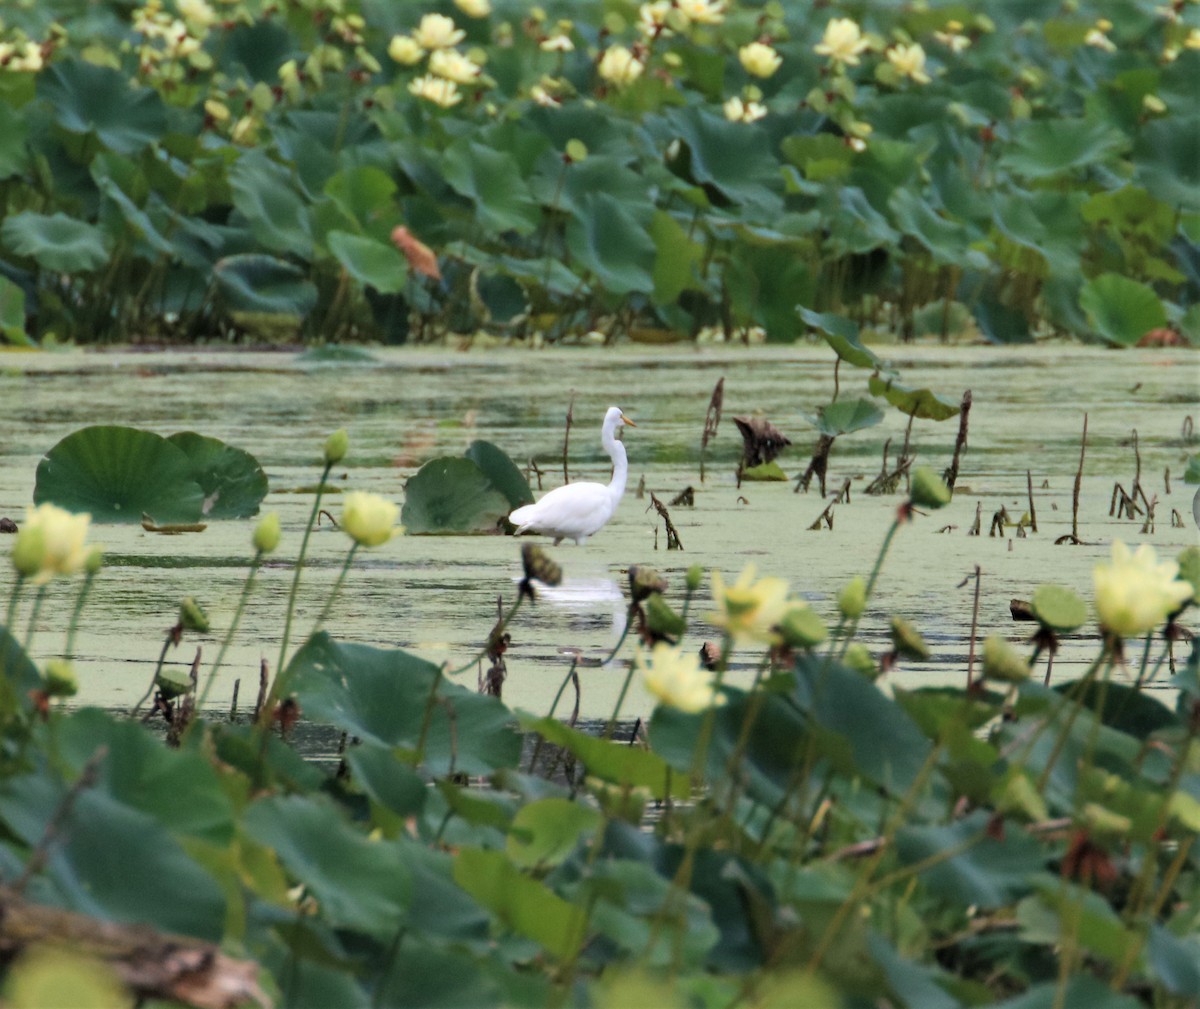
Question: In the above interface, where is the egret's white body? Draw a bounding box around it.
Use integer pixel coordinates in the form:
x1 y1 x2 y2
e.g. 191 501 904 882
509 406 635 545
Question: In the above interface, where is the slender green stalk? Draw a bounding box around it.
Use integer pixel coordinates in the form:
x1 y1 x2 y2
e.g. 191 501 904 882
837 515 901 660
129 631 176 717
312 544 358 633
275 460 334 680
64 570 97 658
1132 631 1154 688
23 585 48 652
195 551 263 712
601 605 641 738
1034 648 1114 794
526 656 579 774
4 575 24 635
414 664 445 762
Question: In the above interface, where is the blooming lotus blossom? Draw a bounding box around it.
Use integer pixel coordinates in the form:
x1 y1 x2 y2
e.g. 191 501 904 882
709 564 789 643
13 504 93 584
723 96 767 122
597 45 644 86
414 13 465 50
814 18 870 66
934 20 971 53
1093 540 1193 637
676 0 726 25
637 643 725 713
738 42 782 78
540 33 574 52
341 492 401 547
408 73 463 107
887 43 931 83
387 34 424 65
429 49 482 83
453 0 491 18
639 1 673 37
1085 20 1117 52
178 0 216 30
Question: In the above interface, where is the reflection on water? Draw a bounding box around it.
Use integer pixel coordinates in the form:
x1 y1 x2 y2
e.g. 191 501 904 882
0 344 1195 718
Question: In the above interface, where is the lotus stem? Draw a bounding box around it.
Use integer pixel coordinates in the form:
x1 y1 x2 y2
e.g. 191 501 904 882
5 576 24 637
275 460 334 684
23 585 47 653
312 543 358 634
195 551 263 713
64 569 98 659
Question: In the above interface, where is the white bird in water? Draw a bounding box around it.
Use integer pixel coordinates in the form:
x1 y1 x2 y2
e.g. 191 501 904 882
509 406 636 545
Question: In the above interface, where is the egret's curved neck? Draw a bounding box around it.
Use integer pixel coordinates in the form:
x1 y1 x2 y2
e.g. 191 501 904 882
603 422 628 501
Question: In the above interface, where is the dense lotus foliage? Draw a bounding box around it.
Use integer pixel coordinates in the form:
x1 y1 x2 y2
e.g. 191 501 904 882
0 0 1196 346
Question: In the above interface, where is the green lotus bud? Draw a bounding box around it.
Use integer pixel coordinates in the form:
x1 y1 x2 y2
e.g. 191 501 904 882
909 467 951 510
323 428 349 465
11 526 46 578
685 564 703 592
1177 545 1200 602
179 597 210 634
644 593 686 641
628 565 668 602
982 634 1030 683
43 658 78 698
521 543 562 587
890 616 929 660
253 512 282 554
779 603 827 649
838 577 867 619
843 642 878 679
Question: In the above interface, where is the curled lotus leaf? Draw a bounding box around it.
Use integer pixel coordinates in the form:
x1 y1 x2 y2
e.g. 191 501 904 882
868 376 961 421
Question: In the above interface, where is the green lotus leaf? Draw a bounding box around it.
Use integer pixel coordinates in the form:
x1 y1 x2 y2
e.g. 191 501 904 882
0 275 30 346
798 307 881 369
867 376 961 421
0 626 41 722
649 209 705 304
294 344 379 365
287 633 520 776
36 58 168 154
442 139 539 236
401 457 513 535
1185 454 1200 484
1134 115 1200 213
34 425 205 524
660 106 782 211
323 165 398 230
1031 585 1089 633
807 398 884 437
742 461 788 481
507 798 602 869
166 431 268 519
0 103 29 179
1079 273 1167 347
566 192 656 295
0 212 110 273
888 188 986 267
464 440 533 510
973 297 1034 345
1001 118 1129 180
327 230 407 294
213 253 318 319
228 149 314 258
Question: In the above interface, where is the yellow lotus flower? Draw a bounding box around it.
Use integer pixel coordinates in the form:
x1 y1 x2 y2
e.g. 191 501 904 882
723 96 767 123
387 34 424 65
676 0 726 26
814 18 870 66
454 0 491 18
637 643 725 713
414 13 465 50
1085 24 1117 52
15 503 92 584
341 492 401 547
709 564 789 643
597 45 644 86
1094 540 1193 637
1186 28 1200 50
408 73 463 108
639 1 673 37
429 49 481 84
540 33 574 52
887 43 931 83
178 0 216 31
934 20 971 53
739 42 782 78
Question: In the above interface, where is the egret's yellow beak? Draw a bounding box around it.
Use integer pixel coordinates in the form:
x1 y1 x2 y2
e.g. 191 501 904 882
620 414 637 427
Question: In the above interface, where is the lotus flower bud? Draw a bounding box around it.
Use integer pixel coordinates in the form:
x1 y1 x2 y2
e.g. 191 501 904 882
982 634 1030 683
179 597 210 633
628 565 668 602
843 642 877 679
84 545 104 575
838 576 867 619
685 564 703 592
12 526 46 578
43 658 78 697
890 616 929 660
323 428 349 465
910 467 951 510
779 603 827 649
644 593 686 641
253 512 282 554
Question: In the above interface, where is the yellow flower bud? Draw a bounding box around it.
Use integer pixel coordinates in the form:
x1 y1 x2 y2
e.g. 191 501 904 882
253 512 281 554
324 428 349 465
341 491 401 547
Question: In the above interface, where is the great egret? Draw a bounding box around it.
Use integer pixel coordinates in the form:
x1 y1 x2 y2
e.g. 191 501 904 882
509 406 636 545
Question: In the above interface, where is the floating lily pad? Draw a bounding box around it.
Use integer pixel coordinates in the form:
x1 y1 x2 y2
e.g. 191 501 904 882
167 432 268 519
1031 585 1089 633
741 461 788 481
401 457 512 535
34 425 205 524
868 377 961 421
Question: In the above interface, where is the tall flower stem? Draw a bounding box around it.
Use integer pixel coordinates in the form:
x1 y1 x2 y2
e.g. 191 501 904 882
64 569 97 658
23 585 48 652
195 551 263 712
600 605 640 738
4 576 25 635
130 631 176 717
312 544 359 633
837 514 901 659
275 460 334 681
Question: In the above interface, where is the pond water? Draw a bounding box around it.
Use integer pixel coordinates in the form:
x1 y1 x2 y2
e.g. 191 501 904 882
0 344 1196 730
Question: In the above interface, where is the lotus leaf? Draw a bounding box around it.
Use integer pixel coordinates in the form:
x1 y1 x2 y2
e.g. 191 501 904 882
34 425 206 524
0 276 30 346
507 798 602 869
1079 273 1167 347
1 212 110 274
442 140 540 237
327 230 407 294
464 440 533 510
0 103 29 179
401 457 513 535
867 377 961 421
229 149 314 258
799 307 881 369
807 398 884 437
1031 585 1088 633
213 253 318 320
1001 118 1129 179
566 192 657 296
37 59 168 155
166 431 268 519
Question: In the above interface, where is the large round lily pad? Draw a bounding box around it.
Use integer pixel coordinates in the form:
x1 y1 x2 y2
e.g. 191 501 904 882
167 431 268 519
34 425 205 524
401 457 512 535
465 440 533 510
